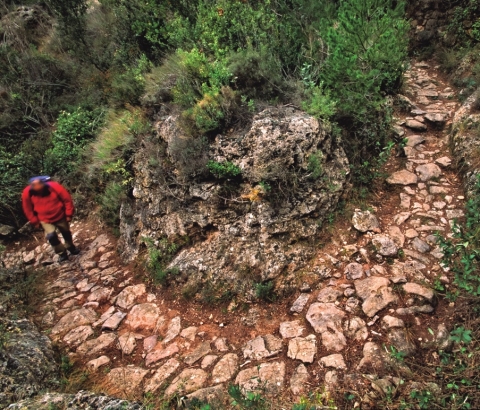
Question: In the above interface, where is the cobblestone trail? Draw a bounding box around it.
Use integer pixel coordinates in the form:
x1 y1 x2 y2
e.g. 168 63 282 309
3 61 465 406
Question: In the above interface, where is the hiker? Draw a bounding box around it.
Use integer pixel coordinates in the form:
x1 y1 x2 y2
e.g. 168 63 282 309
22 176 80 262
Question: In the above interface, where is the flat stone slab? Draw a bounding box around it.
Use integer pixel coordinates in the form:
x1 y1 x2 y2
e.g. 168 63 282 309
279 320 305 339
145 343 179 366
235 362 285 395
317 287 343 303
212 353 239 384
144 358 180 393
290 364 309 395
184 341 211 365
382 315 405 329
117 333 137 355
416 163 442 182
106 367 148 396
352 210 381 233
165 368 208 398
63 325 93 348
372 235 398 257
287 335 317 363
305 303 346 352
86 355 110 372
355 277 397 317
51 308 97 336
125 303 160 331
163 316 181 344
343 316 368 341
405 119 427 131
403 282 434 302
243 335 282 360
387 170 418 185
344 262 364 280
115 284 146 310
102 311 126 331
76 333 117 356
290 293 310 313
320 353 346 369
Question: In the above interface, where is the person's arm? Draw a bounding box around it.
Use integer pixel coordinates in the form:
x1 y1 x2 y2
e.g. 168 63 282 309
52 182 75 220
21 188 39 225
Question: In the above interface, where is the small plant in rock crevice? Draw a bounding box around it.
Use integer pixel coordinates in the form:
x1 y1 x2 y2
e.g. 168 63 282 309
207 160 242 179
142 236 184 286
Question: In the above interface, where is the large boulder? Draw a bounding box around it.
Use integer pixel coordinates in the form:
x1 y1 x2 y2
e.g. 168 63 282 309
119 108 349 292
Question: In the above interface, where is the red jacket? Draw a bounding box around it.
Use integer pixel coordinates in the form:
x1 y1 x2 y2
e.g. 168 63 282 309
22 182 75 224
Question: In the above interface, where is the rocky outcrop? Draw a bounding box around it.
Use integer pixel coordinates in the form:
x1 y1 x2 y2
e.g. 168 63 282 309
451 88 480 197
120 107 349 293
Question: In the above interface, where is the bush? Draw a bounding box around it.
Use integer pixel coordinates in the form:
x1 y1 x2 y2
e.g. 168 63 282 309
307 151 324 180
254 281 276 302
142 237 182 286
44 106 104 175
207 160 241 179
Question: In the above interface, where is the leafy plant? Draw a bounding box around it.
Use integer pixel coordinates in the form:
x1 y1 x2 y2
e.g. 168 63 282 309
307 151 324 180
450 327 473 345
254 281 276 302
228 384 266 409
207 160 241 179
142 237 183 286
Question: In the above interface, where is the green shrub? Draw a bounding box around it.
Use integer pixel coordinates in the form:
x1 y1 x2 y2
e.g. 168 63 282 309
301 85 337 121
142 237 184 286
307 151 324 180
44 107 104 175
254 281 275 302
98 180 126 230
207 160 241 179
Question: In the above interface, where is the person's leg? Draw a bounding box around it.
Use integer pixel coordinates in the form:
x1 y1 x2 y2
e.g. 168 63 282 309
54 218 75 250
40 222 66 254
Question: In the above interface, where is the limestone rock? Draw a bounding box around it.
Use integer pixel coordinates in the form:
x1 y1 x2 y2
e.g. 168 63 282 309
355 277 397 317
201 355 219 368
214 337 229 352
317 287 343 302
403 282 434 302
416 163 442 182
117 333 137 355
406 135 425 147
51 308 97 336
163 316 181 344
105 367 148 396
125 303 160 331
344 262 364 280
102 311 126 331
290 364 309 395
388 328 417 356
144 358 180 393
411 237 431 254
352 210 381 233
76 333 117 356
145 343 179 366
185 385 225 405
357 342 386 372
120 107 349 289
287 334 317 363
184 341 211 365
425 112 448 125
180 326 198 342
382 316 405 329
243 335 282 360
290 293 310 313
343 316 368 341
372 235 398 257
436 157 452 168
165 368 208 398
319 353 346 369
115 284 146 310
279 320 305 339
405 119 427 131
87 287 113 303
212 353 239 384
235 362 285 395
305 303 346 351
387 170 418 185
63 325 93 348
389 226 405 248
86 356 110 372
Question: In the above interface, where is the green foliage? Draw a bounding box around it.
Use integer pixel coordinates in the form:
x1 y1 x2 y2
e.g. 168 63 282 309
307 151 324 180
44 107 104 175
207 160 241 179
448 1 480 46
301 84 337 121
409 390 433 410
142 237 183 286
254 281 275 302
228 384 266 409
438 175 480 297
450 326 473 345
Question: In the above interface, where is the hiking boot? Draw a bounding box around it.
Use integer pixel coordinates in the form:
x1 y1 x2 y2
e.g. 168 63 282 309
58 252 69 263
68 246 80 255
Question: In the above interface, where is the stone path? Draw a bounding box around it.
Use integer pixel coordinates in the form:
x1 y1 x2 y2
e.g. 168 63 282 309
2 61 464 407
